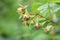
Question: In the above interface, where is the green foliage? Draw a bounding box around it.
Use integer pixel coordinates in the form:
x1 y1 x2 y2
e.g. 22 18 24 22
0 0 60 40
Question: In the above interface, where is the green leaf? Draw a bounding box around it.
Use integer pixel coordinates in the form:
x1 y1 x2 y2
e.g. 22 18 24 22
38 3 60 18
48 0 60 3
31 3 41 13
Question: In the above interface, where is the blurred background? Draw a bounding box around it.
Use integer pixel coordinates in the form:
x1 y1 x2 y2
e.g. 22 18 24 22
0 0 60 40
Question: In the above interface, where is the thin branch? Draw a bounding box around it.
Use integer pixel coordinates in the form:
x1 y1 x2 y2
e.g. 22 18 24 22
35 14 57 25
29 12 57 25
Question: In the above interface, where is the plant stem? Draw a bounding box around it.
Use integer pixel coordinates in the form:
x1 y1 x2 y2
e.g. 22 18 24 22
33 14 57 25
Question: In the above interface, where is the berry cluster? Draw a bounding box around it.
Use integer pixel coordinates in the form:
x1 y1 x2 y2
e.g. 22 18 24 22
17 6 54 33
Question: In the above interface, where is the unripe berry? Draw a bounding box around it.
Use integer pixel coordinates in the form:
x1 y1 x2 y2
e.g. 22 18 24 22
34 23 40 30
23 14 29 21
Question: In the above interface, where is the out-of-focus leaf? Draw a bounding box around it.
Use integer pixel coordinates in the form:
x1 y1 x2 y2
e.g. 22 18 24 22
52 13 58 23
55 35 60 40
0 20 20 37
32 34 48 40
31 3 41 13
31 0 47 4
48 0 60 3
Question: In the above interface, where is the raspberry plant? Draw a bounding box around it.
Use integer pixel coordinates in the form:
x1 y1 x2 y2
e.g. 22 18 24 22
0 0 60 40
17 3 58 40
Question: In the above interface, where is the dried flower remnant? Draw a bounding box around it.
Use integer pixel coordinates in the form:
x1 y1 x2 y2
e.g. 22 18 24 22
34 23 40 30
23 14 30 21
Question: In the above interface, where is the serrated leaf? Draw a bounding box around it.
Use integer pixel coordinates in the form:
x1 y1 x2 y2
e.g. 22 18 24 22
38 3 60 18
